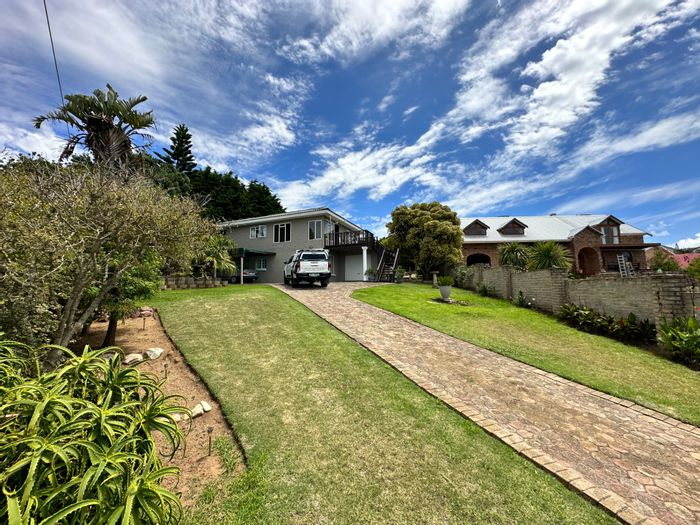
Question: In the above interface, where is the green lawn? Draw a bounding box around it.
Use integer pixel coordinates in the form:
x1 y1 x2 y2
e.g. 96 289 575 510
150 285 613 525
353 283 700 425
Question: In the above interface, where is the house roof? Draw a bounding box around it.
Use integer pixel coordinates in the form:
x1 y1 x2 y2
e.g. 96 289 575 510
218 207 363 232
460 214 648 243
673 252 700 269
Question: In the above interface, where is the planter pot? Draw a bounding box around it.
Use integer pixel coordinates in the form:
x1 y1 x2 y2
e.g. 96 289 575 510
439 285 452 301
395 276 404 284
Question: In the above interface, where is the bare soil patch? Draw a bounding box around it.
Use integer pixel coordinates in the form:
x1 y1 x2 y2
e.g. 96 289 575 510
82 314 243 505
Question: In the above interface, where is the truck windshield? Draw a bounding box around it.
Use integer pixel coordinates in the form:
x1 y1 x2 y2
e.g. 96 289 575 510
300 253 327 260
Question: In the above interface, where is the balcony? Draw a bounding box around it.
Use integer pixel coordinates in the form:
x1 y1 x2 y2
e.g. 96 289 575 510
324 230 377 251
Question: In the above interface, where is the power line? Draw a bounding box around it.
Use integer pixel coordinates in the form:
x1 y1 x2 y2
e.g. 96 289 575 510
42 0 70 136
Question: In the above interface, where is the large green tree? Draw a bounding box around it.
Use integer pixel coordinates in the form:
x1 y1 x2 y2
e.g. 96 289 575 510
385 202 463 276
156 124 196 176
246 179 285 217
0 157 213 347
34 84 154 164
134 152 192 195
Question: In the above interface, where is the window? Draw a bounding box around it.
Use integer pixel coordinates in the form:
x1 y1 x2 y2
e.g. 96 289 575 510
255 257 267 271
249 225 267 239
463 220 489 236
497 219 527 235
602 226 619 245
274 222 291 243
301 252 328 261
308 220 323 240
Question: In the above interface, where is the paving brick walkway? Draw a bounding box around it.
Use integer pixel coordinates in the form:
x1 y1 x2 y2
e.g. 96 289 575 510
275 283 700 525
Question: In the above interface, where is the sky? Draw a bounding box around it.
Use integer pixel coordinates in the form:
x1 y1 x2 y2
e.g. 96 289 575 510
1 0 699 247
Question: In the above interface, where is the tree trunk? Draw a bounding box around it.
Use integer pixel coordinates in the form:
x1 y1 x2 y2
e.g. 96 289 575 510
101 315 118 348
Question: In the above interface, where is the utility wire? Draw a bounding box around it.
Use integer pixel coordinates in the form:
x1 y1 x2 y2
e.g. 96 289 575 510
42 0 70 136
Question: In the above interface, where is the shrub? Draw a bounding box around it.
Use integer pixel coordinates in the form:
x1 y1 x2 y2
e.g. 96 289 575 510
527 241 572 270
513 290 534 308
498 243 529 270
686 257 700 282
658 317 700 365
437 275 454 287
454 265 474 289
476 283 496 297
649 249 680 272
558 304 656 344
394 266 406 282
0 340 186 524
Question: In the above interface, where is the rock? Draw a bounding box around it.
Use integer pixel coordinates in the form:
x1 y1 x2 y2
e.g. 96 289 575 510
172 413 183 423
146 347 164 360
200 401 212 413
123 353 144 365
191 403 204 418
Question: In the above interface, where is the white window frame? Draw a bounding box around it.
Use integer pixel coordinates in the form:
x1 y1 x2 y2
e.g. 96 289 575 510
249 225 267 239
255 257 267 271
603 226 620 245
308 219 323 240
274 222 291 243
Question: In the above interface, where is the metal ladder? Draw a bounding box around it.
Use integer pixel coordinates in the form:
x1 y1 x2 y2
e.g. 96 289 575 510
617 254 635 278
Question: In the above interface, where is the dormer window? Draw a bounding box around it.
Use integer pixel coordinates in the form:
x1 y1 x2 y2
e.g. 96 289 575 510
463 219 489 236
497 218 527 235
602 226 620 245
598 215 622 245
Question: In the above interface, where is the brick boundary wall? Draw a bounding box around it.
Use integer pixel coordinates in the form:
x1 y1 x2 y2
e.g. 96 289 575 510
465 266 694 327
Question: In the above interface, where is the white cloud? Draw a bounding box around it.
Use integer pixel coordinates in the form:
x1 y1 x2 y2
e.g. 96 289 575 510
555 178 700 214
378 94 395 112
676 232 700 249
0 121 65 160
647 221 670 237
402 105 419 118
278 0 471 64
276 141 441 209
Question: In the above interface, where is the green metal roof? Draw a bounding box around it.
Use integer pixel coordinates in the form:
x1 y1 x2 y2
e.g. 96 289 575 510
232 248 276 257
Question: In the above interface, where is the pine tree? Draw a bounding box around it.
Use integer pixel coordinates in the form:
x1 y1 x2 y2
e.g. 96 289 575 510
156 124 196 176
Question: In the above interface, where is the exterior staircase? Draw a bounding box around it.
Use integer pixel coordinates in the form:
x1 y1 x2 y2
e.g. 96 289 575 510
376 247 399 282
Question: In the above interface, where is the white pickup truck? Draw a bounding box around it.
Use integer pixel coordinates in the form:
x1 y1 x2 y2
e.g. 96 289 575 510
283 249 332 287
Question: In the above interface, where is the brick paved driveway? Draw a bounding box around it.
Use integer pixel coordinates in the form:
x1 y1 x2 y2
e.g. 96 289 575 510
275 282 700 525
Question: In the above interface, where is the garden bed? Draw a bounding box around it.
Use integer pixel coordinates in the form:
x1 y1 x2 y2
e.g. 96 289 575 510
81 314 243 505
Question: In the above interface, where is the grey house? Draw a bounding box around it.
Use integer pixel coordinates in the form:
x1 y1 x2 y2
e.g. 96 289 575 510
219 208 394 283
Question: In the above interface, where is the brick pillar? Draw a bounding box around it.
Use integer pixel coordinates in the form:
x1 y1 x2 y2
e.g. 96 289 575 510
652 273 693 338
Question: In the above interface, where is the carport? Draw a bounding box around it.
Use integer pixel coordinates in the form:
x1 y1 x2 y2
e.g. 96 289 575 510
231 248 276 284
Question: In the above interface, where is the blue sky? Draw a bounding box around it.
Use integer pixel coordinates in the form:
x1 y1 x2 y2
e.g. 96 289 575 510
1 1 699 246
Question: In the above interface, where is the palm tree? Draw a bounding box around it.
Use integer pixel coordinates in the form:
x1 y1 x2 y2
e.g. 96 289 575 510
34 84 154 164
199 235 237 279
498 242 529 270
527 241 572 270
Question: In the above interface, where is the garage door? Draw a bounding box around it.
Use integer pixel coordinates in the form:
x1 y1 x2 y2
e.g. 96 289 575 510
345 254 363 281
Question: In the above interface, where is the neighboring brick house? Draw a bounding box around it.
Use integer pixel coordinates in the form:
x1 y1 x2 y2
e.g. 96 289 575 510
461 214 658 275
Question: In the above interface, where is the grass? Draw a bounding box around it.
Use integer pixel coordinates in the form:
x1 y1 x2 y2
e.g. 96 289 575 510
150 285 614 525
353 283 700 425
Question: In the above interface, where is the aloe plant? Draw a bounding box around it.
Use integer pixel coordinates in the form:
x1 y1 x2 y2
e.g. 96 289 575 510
0 341 187 524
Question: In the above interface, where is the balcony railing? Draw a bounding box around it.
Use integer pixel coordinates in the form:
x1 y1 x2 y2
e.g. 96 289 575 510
324 229 377 250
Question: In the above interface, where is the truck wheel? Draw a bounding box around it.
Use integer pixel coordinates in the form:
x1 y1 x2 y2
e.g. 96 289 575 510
283 276 289 285
320 279 329 287
291 277 299 288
